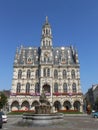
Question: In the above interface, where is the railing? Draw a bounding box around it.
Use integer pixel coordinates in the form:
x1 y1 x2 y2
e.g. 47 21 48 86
10 92 51 96
10 92 83 96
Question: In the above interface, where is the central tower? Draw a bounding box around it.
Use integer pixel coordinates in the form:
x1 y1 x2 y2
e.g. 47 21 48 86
40 17 53 97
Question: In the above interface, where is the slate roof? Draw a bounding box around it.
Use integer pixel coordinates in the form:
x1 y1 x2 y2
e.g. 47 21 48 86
14 45 79 66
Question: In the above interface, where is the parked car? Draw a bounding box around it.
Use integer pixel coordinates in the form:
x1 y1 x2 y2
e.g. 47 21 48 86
92 111 98 118
0 115 3 129
0 111 7 123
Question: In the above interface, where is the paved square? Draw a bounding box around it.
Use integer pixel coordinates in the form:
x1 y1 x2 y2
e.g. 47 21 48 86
3 115 98 130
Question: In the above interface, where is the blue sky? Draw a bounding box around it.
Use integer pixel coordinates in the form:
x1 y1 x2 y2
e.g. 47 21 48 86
0 0 98 94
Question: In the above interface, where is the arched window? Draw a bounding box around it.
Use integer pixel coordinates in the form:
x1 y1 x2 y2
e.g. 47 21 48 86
54 69 58 79
35 83 40 93
63 83 67 92
43 68 50 77
46 29 48 35
36 69 39 78
16 83 21 93
62 58 66 63
43 29 45 34
71 70 75 79
49 29 50 34
54 83 58 92
72 83 77 93
48 57 50 62
63 70 67 79
27 69 31 79
26 83 30 93
18 70 22 79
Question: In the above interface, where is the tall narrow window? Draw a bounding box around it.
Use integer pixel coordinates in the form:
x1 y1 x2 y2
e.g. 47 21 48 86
54 83 58 92
63 70 67 79
44 57 46 62
35 83 40 93
63 83 67 92
54 69 58 79
71 70 75 79
47 68 50 77
72 83 77 93
49 41 50 46
43 68 46 77
46 29 48 35
43 41 45 46
16 83 21 93
27 69 31 79
36 69 39 79
46 40 48 46
18 70 22 79
26 83 30 93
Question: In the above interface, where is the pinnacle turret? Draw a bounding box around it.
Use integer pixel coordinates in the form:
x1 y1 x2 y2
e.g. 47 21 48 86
41 17 53 48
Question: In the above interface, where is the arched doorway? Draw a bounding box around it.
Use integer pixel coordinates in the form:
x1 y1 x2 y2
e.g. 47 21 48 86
11 101 19 111
31 101 39 110
43 84 50 93
63 101 71 110
54 101 61 111
73 101 81 111
21 101 30 110
32 101 39 106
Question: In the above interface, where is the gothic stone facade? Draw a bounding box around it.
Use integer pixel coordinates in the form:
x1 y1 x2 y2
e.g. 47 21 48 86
9 17 83 112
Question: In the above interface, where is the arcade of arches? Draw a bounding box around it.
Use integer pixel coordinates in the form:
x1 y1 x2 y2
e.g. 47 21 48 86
10 99 82 112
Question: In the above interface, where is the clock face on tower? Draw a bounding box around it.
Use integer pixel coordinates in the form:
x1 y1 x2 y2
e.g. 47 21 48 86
44 51 50 57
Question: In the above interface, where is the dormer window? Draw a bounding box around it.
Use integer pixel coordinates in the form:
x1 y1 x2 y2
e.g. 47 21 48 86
27 57 32 64
62 58 66 64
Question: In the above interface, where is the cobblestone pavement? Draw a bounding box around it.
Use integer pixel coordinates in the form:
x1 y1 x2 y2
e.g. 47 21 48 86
2 115 98 130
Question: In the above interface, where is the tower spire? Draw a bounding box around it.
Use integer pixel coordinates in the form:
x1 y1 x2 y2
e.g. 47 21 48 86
46 16 48 23
41 17 53 48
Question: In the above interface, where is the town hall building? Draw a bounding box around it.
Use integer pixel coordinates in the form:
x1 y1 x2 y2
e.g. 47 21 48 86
9 17 83 112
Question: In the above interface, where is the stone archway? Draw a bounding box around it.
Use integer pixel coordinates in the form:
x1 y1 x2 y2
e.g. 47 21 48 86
21 101 30 110
43 84 50 93
31 100 39 110
73 101 81 111
32 100 39 106
63 101 71 110
54 101 61 111
11 101 19 111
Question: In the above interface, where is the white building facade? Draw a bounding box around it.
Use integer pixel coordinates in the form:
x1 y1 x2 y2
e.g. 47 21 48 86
9 17 83 112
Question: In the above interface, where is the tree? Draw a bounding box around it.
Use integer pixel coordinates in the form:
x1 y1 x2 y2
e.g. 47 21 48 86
0 92 7 110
